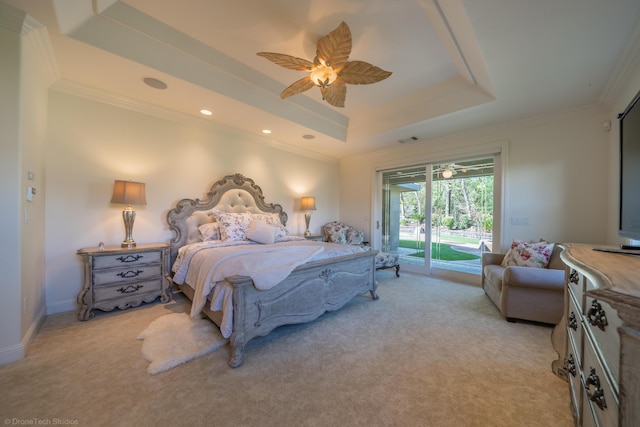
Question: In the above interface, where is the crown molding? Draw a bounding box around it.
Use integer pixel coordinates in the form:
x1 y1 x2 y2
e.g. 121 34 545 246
23 24 60 85
600 19 640 110
0 2 27 34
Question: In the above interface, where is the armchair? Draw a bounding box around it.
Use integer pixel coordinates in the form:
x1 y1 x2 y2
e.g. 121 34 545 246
323 221 400 277
481 244 565 324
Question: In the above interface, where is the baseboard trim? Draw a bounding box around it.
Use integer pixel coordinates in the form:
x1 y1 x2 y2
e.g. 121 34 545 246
46 298 76 315
0 343 24 366
1 304 47 366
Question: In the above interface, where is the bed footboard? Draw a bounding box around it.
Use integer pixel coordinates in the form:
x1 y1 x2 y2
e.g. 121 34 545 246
221 250 377 367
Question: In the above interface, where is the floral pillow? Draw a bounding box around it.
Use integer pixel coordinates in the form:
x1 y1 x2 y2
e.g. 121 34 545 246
501 240 555 268
211 210 252 241
245 219 276 244
198 222 221 241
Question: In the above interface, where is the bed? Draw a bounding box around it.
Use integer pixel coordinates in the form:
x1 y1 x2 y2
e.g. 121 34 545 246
166 173 379 367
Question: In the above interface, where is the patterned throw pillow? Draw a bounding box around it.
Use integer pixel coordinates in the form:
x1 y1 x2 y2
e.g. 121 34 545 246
501 240 555 268
198 222 221 241
211 210 252 241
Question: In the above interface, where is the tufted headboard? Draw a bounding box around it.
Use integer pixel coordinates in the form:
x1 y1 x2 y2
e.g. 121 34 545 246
166 173 288 265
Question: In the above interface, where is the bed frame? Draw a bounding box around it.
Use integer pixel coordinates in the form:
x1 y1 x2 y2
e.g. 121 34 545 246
166 173 378 367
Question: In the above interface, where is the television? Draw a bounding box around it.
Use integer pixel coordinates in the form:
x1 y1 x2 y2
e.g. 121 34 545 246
618 89 640 243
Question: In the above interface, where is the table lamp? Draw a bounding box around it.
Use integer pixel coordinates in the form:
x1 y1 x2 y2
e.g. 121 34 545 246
301 196 316 236
111 180 147 248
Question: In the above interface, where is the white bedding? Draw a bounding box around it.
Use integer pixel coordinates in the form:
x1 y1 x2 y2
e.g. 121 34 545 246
172 238 366 337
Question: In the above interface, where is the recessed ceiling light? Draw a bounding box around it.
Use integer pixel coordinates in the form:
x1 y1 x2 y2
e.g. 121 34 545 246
200 109 213 116
142 77 167 90
302 134 315 140
262 129 272 134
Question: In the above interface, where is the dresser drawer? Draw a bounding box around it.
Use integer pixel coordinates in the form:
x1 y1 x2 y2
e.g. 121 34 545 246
93 264 162 286
567 267 585 309
582 332 618 427
567 335 582 424
93 278 163 303
567 290 584 366
584 295 621 384
93 250 161 269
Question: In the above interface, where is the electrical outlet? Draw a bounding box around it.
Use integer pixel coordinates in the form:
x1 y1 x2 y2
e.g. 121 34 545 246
511 217 529 226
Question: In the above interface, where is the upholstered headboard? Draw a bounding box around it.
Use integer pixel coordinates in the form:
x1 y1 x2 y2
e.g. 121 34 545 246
166 173 287 264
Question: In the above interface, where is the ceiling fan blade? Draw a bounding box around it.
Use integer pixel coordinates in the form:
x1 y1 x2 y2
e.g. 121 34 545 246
257 52 314 71
280 76 315 99
316 21 351 69
339 61 392 85
320 81 346 108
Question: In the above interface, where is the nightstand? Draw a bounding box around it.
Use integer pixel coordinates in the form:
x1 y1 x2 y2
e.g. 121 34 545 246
76 243 171 320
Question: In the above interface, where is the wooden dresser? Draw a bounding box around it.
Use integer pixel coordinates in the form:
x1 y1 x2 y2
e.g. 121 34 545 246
77 243 171 320
551 244 640 426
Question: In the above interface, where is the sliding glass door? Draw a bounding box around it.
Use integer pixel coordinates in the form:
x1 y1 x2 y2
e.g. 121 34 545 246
380 157 494 278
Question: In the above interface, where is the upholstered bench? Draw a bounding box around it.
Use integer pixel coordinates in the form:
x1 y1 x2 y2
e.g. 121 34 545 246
323 221 400 277
374 252 400 277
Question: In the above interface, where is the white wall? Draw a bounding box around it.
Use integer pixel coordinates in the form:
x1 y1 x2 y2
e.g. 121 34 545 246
45 90 340 314
0 5 50 365
340 105 612 253
0 8 24 364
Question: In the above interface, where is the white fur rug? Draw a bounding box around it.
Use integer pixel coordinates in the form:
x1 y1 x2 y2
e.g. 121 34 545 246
137 313 227 374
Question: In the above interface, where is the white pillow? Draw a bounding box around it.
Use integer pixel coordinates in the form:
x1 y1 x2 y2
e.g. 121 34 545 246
245 219 276 244
251 212 289 241
198 222 221 241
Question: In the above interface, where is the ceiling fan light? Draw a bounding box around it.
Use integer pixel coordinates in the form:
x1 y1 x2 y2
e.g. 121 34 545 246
442 169 453 179
310 65 337 88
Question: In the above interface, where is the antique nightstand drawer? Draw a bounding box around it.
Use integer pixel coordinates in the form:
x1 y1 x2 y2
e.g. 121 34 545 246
583 295 621 384
93 264 162 286
93 250 161 269
582 332 619 427
93 278 163 303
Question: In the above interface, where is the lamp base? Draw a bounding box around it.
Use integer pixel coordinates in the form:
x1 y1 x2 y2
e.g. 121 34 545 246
121 241 137 248
304 212 311 237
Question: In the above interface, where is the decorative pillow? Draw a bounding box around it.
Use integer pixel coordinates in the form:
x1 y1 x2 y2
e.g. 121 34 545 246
198 222 221 241
245 219 276 244
501 240 555 268
251 212 288 241
211 210 252 241
323 221 349 244
347 228 365 245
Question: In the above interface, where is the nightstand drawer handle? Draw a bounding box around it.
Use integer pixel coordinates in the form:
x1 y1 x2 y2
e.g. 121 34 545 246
116 254 143 263
117 270 144 279
117 284 143 294
585 367 607 411
569 269 579 285
568 312 578 331
587 299 608 331
565 354 576 377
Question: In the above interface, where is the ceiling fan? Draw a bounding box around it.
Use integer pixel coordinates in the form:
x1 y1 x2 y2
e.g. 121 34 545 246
257 21 392 108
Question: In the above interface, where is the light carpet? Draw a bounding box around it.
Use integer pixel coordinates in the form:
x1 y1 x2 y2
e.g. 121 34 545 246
137 312 227 374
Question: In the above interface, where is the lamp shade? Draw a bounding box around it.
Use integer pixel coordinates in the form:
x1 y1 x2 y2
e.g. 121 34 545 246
301 196 316 211
111 180 147 205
